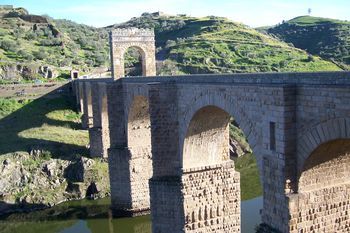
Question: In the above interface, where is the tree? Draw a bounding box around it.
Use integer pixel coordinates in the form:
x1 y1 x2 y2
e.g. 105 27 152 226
308 8 312 15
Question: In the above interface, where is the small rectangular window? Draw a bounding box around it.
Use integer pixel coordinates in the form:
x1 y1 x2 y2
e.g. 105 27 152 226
270 122 276 151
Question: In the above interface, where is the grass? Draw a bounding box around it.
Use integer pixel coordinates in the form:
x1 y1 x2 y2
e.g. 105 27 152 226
234 153 263 201
0 93 88 159
288 15 350 26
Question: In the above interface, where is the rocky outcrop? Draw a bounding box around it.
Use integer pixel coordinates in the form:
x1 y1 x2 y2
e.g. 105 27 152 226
229 137 252 158
0 63 58 81
0 152 110 215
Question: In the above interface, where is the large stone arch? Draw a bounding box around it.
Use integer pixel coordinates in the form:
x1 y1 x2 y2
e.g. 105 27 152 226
183 105 231 169
178 94 262 232
179 90 261 170
289 117 350 232
297 117 350 177
110 28 156 79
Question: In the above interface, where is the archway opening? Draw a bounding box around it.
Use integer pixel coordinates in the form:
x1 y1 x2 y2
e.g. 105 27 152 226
292 139 350 232
124 47 144 77
182 105 262 232
127 95 152 210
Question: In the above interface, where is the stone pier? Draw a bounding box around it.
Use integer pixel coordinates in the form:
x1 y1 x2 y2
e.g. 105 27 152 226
89 82 110 158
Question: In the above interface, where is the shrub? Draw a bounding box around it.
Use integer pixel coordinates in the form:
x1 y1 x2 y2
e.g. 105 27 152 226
0 39 17 52
32 48 47 60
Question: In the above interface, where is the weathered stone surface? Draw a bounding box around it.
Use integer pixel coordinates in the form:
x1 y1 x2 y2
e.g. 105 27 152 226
110 28 156 79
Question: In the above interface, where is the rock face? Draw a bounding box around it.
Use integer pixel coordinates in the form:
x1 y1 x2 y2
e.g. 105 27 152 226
0 152 110 215
0 63 58 81
229 138 252 158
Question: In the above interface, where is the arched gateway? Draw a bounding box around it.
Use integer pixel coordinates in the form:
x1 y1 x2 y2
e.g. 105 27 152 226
109 28 156 79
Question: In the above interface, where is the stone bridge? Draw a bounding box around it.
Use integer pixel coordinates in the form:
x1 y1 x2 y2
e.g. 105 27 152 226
73 28 350 233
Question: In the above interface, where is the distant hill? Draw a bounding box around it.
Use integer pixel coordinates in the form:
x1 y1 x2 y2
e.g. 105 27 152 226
267 16 350 70
113 13 342 74
0 9 344 82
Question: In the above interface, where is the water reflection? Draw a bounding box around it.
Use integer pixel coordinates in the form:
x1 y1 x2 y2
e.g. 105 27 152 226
0 197 262 233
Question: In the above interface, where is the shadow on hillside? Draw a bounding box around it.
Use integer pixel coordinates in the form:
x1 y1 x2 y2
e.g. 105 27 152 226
0 83 88 160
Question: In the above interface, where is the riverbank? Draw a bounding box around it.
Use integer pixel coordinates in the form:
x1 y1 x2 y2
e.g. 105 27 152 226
0 196 263 233
0 92 110 214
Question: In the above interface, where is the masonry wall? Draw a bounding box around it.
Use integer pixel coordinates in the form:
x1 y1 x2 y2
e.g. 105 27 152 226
289 139 350 232
183 163 240 232
89 82 110 158
127 95 152 211
0 82 70 99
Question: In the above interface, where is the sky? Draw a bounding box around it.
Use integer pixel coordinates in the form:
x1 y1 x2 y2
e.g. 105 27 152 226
1 0 350 28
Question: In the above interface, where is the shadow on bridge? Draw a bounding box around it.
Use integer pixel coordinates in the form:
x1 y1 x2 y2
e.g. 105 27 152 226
0 84 88 161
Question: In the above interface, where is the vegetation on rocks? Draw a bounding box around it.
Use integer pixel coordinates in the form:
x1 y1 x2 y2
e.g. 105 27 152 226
0 7 109 82
0 93 109 213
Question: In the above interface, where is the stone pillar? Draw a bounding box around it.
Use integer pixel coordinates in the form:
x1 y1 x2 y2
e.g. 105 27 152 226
149 83 241 232
107 82 151 215
260 85 297 232
74 81 80 111
89 82 110 158
82 82 93 129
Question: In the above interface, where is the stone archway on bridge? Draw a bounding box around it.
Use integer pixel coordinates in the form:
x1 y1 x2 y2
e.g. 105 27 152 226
110 28 156 79
289 118 350 232
180 101 262 232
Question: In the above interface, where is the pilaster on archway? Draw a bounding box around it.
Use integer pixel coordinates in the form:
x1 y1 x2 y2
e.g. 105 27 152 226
109 28 156 79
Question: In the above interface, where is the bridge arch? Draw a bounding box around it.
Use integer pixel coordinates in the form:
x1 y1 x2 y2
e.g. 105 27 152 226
289 117 350 232
179 90 261 170
180 99 262 232
297 117 350 177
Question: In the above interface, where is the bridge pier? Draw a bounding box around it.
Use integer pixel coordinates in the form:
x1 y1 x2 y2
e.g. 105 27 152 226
107 83 152 216
77 81 84 115
89 82 110 158
82 82 93 129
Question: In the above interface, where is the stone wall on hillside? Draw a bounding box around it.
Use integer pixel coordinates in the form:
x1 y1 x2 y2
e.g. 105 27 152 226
0 82 70 99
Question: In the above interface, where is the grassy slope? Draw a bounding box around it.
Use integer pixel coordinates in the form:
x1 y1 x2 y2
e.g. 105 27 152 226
116 14 342 74
0 95 88 157
267 16 350 69
234 153 262 201
0 93 110 205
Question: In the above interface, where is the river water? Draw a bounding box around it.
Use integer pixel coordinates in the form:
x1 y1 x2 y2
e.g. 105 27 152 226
0 196 263 233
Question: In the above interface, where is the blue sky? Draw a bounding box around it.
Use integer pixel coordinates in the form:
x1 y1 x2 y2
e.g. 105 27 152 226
2 0 350 27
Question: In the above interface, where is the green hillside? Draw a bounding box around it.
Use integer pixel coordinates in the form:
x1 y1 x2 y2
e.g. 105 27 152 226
115 13 342 74
0 7 109 81
0 9 344 82
267 16 350 70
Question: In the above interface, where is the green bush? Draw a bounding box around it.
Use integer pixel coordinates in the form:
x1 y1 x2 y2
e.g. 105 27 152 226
32 48 47 60
0 39 17 52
